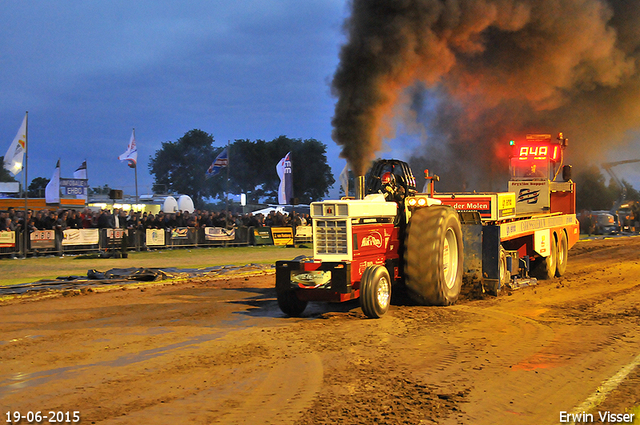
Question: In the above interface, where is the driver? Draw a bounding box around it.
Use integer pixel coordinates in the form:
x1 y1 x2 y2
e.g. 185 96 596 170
524 164 545 178
381 171 405 202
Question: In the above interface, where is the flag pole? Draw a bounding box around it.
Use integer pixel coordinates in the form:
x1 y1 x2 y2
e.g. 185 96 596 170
84 158 88 203
225 140 230 229
133 128 139 204
23 111 29 258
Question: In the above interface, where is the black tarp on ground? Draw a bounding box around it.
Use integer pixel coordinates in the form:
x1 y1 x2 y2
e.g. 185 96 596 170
0 264 274 296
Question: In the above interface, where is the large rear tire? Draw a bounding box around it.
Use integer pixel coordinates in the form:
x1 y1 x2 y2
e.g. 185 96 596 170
555 231 568 277
360 265 392 318
404 206 464 305
277 290 308 317
532 234 557 280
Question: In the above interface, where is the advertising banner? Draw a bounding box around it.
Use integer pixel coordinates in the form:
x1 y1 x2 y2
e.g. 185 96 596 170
0 231 16 248
508 180 551 214
171 227 189 240
146 229 165 246
60 178 89 196
106 229 128 240
31 230 56 248
62 229 100 246
294 225 312 239
253 227 273 245
204 227 235 241
271 226 294 246
432 192 517 221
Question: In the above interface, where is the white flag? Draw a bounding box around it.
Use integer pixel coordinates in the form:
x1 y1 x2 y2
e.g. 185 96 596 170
276 152 292 205
73 161 88 200
45 160 60 204
118 130 137 168
73 160 87 179
3 114 27 176
340 163 349 196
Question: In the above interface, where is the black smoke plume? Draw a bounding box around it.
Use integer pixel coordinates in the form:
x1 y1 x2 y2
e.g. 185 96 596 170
331 0 640 189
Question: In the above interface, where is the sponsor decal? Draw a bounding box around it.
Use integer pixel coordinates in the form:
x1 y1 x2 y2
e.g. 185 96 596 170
170 227 189 239
518 188 540 204
146 229 165 246
360 231 383 249
204 227 235 241
0 231 16 248
62 229 100 246
31 230 54 240
437 197 492 218
358 257 385 275
452 201 490 210
291 270 331 289
107 228 129 239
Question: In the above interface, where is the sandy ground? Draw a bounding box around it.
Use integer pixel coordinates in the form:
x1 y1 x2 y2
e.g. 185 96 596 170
1 236 639 424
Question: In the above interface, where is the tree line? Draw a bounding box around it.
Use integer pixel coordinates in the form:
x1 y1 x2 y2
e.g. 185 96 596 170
2 133 638 212
148 131 335 207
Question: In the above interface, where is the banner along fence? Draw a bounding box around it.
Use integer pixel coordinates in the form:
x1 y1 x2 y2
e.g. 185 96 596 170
0 225 313 258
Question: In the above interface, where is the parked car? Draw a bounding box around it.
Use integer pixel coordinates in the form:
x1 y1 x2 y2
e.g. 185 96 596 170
591 211 619 235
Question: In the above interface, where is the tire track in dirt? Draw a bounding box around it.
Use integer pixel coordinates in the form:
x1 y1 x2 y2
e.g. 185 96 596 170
212 354 323 424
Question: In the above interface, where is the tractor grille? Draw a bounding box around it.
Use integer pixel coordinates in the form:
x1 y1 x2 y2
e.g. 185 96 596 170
315 220 348 254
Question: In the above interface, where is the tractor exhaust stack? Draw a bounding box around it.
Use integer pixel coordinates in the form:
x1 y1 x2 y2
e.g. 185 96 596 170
356 176 366 200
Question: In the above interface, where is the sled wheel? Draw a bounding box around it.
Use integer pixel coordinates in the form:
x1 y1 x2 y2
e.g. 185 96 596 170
360 265 392 318
532 234 557 280
277 289 308 317
404 206 464 305
555 231 568 277
487 247 509 296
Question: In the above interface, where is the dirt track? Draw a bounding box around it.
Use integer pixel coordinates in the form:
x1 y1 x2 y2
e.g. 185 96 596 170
1 236 639 424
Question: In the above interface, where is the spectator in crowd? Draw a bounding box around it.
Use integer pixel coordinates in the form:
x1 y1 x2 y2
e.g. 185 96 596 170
34 210 46 229
66 210 82 229
1 216 11 231
43 211 58 230
142 213 154 229
26 217 38 234
10 215 22 232
80 208 94 228
185 211 197 227
56 211 69 232
97 209 111 228
117 209 127 228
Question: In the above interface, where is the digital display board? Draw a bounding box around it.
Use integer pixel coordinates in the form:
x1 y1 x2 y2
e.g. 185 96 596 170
516 144 560 162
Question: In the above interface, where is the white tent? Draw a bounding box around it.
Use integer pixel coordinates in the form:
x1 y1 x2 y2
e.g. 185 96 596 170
250 206 287 216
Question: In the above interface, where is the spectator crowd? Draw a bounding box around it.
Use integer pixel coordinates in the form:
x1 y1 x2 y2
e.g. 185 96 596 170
0 207 310 234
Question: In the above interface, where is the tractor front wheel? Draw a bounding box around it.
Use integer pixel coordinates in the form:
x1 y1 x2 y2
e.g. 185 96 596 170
360 265 392 318
277 289 308 317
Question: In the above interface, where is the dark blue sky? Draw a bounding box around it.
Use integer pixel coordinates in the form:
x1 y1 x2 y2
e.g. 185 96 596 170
3 1 640 199
0 1 355 198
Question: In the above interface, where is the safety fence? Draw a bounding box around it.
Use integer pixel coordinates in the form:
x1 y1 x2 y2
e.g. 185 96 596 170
0 225 313 258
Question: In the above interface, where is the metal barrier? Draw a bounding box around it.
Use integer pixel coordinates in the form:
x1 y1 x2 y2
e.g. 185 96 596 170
0 225 313 258
0 231 20 257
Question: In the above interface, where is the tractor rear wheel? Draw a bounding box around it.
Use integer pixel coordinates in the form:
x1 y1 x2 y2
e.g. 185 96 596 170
404 206 464 305
360 265 392 318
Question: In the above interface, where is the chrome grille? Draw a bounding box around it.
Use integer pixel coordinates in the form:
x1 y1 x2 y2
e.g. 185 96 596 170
315 220 348 254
